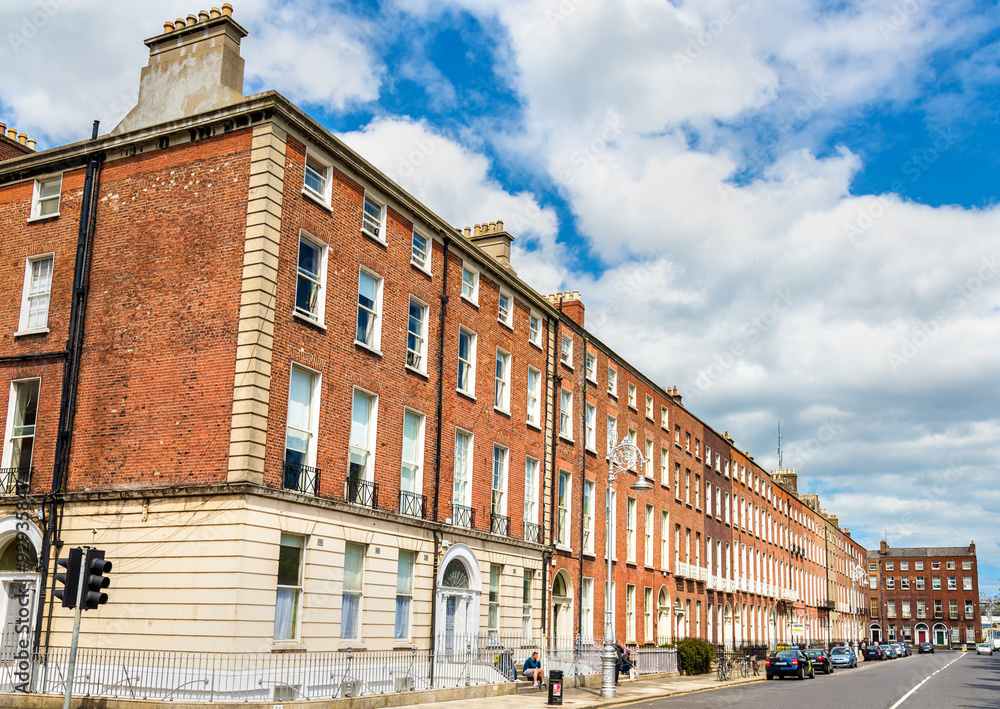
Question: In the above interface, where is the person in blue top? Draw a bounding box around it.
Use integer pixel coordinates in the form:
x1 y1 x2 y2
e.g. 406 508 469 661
523 651 544 686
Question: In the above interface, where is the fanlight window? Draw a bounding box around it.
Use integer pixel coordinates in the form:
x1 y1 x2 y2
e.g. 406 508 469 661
442 559 469 589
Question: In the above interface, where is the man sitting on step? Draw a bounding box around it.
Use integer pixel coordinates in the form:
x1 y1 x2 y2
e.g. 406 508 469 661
523 651 545 687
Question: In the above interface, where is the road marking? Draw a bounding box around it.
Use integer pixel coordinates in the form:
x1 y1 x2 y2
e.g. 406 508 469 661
887 653 966 709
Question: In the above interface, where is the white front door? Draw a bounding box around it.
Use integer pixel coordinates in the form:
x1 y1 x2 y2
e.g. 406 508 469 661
0 579 35 654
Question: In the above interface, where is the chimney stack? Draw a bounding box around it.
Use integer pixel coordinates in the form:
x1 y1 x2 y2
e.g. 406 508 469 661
465 219 517 275
112 7 248 135
880 539 889 555
770 468 798 494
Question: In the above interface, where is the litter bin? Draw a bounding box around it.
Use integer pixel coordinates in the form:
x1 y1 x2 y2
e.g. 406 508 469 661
548 670 563 705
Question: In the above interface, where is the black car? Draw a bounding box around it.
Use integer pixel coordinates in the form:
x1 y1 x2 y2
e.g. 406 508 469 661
804 648 834 674
918 642 934 654
863 644 886 661
765 649 815 680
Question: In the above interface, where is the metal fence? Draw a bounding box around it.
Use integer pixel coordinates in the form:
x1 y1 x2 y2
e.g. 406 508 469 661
0 634 615 702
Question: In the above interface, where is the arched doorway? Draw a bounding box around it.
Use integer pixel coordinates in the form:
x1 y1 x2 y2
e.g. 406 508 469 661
656 587 671 645
0 518 42 654
435 545 482 653
551 571 573 646
723 603 733 648
915 623 929 644
869 623 882 644
933 623 948 646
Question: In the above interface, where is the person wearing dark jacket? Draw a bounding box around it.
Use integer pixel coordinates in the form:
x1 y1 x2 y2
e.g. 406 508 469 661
614 641 633 685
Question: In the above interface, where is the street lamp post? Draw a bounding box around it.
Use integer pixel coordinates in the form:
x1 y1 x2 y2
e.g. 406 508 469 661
602 434 653 699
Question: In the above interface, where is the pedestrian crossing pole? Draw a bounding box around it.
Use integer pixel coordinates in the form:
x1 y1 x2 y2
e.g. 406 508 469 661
62 547 87 709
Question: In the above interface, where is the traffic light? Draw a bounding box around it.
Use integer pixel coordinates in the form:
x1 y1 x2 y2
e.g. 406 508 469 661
53 547 83 609
81 548 112 610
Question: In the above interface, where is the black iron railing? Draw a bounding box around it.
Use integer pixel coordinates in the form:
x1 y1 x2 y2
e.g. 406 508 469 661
0 467 31 496
523 521 540 543
347 477 378 508
399 490 425 518
282 461 319 496
452 503 475 529
490 513 509 536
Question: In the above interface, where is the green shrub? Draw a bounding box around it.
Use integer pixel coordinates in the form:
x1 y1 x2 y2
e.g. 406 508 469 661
675 638 715 675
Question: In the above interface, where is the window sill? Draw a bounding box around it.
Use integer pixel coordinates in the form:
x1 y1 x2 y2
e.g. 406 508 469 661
393 641 418 650
560 361 574 370
555 544 572 553
339 642 367 651
585 446 598 455
354 341 383 357
271 642 308 652
293 311 326 330
526 420 541 431
301 186 332 210
460 293 479 308
583 551 596 559
410 259 432 277
586 376 598 386
558 434 574 444
498 318 514 331
494 406 511 418
456 388 476 402
404 364 429 379
27 212 59 223
627 405 637 412
529 338 543 351
608 392 618 400
361 228 387 247
13 327 49 338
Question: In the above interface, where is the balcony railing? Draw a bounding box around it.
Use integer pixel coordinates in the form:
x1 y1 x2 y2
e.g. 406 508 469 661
490 513 509 536
452 504 475 529
0 467 31 496
399 490 425 518
346 476 378 508
523 521 540 543
282 461 319 496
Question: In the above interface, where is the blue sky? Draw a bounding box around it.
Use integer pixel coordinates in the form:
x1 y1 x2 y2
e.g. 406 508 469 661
2 0 999 596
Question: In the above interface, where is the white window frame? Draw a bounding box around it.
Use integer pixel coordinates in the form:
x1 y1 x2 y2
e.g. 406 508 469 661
608 367 617 397
559 388 573 440
661 511 669 570
2 377 41 470
411 230 432 273
628 382 637 409
341 542 365 641
644 587 654 641
583 479 595 554
557 470 571 548
349 387 378 483
581 578 594 640
626 497 637 562
528 311 542 347
293 232 327 327
400 408 425 497
273 533 305 642
457 327 477 397
361 192 386 243
453 429 473 509
497 289 513 328
461 263 479 305
645 395 654 420
394 550 415 641
30 174 62 220
585 352 598 383
525 457 539 525
661 448 669 486
644 503 654 565
560 334 573 367
491 444 509 520
606 415 617 455
625 584 636 642
16 254 54 335
585 402 596 451
526 367 541 427
302 151 332 207
494 348 511 412
284 364 321 488
406 297 429 374
355 268 383 352
661 405 668 429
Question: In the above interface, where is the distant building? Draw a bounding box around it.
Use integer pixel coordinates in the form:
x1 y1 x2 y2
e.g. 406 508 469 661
866 540 980 646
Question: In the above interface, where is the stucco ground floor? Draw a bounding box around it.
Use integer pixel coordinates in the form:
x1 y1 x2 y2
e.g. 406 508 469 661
0 484 546 655
868 620 980 646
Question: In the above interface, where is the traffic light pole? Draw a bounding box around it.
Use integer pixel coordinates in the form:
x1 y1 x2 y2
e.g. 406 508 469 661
62 548 86 709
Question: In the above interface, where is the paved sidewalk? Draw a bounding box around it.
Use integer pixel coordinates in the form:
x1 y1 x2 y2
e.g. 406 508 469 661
412 672 764 709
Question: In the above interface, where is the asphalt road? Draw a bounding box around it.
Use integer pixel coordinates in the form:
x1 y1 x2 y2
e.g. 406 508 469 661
623 651 999 709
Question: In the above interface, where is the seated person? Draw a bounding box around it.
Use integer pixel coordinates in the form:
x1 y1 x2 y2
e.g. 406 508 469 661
523 651 544 686
614 642 633 684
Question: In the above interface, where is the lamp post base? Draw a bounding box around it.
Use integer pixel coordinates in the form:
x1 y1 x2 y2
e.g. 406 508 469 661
601 641 617 698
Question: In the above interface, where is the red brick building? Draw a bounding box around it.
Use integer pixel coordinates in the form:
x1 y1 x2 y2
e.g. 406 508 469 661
0 7 870 658
867 541 980 647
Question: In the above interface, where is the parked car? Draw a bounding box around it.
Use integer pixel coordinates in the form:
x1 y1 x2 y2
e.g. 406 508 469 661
918 642 935 654
891 642 908 657
804 648 834 674
976 642 994 656
880 644 897 659
863 644 886 661
830 646 858 668
765 649 815 680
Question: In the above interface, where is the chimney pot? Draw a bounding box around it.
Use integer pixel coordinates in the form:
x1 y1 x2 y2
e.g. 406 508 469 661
7 128 15 141
17 133 26 146
463 226 471 237
187 14 198 25
222 2 233 16
0 122 6 134
164 21 175 32
496 220 503 231
572 290 581 300
210 7 222 18
473 224 481 236
489 221 496 232
174 17 186 28
26 138 36 151
199 10 210 22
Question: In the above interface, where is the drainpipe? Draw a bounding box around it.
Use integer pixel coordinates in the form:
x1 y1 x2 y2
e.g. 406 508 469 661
429 234 451 682
36 121 103 665
543 298 563 637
